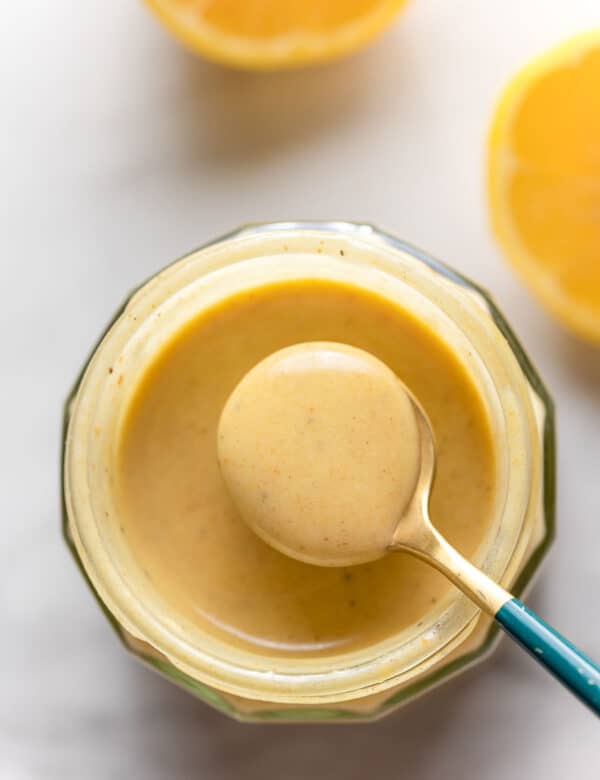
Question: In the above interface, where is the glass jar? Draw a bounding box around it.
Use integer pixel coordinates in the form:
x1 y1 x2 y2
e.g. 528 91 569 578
62 221 554 722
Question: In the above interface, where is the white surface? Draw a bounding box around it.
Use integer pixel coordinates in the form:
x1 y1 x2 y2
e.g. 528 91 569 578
2 1 600 777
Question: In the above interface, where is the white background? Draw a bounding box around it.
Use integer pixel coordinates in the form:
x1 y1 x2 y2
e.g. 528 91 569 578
2 1 600 777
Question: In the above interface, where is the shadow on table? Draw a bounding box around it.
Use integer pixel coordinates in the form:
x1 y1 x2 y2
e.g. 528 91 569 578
555 330 600 392
158 30 412 174
126 631 526 780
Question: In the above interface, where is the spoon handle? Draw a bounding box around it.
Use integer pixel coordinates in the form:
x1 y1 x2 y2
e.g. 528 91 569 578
406 526 600 715
400 398 600 713
495 598 600 715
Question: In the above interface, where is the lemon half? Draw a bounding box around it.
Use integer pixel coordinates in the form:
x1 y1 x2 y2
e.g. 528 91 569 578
488 30 600 343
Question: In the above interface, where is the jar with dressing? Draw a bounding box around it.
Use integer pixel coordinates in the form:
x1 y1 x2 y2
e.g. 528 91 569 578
62 221 555 722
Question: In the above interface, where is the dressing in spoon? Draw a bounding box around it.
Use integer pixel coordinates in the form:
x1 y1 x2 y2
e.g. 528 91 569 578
218 342 600 714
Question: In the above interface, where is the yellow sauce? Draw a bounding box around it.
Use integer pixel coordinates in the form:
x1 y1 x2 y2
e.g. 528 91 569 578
217 342 422 566
116 279 495 657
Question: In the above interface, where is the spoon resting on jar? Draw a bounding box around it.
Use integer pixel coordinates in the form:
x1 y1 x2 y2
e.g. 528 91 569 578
218 342 600 715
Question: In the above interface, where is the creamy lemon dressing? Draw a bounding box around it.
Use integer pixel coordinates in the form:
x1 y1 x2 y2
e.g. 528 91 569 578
116 278 495 657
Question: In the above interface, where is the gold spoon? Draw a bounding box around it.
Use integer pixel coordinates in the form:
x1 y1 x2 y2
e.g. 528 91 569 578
219 342 600 714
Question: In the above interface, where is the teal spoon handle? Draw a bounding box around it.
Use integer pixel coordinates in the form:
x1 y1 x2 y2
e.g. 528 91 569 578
496 598 600 715
410 524 600 716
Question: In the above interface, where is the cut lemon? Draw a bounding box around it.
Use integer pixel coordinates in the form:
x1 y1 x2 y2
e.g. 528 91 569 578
488 31 600 343
145 0 409 70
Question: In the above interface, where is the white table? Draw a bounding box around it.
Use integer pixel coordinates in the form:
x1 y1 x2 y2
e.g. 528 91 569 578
2 1 599 777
